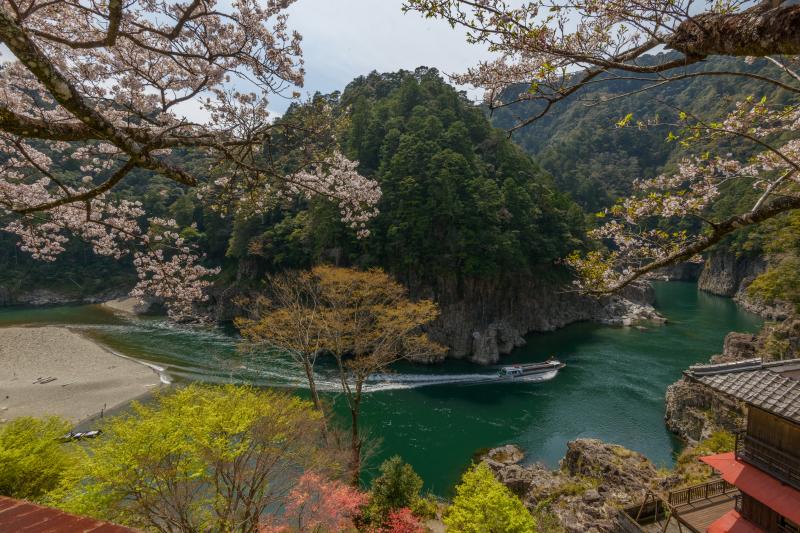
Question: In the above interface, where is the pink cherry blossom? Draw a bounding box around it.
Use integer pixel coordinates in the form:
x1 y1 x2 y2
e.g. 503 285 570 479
0 1 380 318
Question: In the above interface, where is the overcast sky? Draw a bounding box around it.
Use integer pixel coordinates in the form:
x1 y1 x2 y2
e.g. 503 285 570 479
277 0 492 112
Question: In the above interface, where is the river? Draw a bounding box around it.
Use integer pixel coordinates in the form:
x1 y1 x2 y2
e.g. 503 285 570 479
0 281 762 493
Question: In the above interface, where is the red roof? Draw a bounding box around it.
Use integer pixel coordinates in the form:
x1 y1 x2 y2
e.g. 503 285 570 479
0 496 138 532
701 452 800 525
708 510 764 533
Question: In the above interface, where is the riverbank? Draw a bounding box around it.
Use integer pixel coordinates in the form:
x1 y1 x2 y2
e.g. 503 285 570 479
0 326 165 424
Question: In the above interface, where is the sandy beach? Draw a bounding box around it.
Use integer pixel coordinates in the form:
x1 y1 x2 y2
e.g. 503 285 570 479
0 326 164 424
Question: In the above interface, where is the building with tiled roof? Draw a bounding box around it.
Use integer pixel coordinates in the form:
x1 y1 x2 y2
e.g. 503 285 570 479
0 496 138 532
686 358 800 532
621 358 800 533
686 360 800 425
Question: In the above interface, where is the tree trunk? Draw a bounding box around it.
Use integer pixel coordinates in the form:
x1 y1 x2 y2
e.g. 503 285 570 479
666 2 800 58
349 396 362 487
301 359 329 438
302 359 323 413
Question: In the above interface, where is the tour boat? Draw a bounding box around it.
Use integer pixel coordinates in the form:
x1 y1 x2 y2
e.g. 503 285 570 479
497 358 565 382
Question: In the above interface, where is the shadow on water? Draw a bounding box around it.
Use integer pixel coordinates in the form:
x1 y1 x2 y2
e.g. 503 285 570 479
0 281 762 494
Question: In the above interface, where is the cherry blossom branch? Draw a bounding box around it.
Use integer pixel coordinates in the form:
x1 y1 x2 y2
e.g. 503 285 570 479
406 0 800 130
765 56 800 83
592 193 800 294
0 1 382 319
14 159 136 215
0 8 197 186
752 169 796 212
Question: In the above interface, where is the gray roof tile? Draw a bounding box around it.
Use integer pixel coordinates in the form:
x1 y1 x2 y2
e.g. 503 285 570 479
690 368 800 424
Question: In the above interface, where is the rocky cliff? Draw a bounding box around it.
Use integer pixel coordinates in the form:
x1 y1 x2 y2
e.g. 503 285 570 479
2 256 664 365
656 261 704 282
423 272 662 364
692 250 795 319
483 440 666 533
212 265 664 364
697 250 765 300
0 285 128 307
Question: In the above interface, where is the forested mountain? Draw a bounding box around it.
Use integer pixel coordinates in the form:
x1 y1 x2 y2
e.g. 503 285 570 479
490 53 799 214
226 68 585 286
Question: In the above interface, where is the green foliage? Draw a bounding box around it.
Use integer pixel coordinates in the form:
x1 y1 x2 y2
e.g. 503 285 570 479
529 499 565 533
367 456 424 521
692 430 735 456
228 68 585 284
2 68 584 298
444 463 537 533
547 476 599 500
409 494 439 520
749 211 800 311
749 257 800 309
0 416 72 500
48 384 336 531
674 430 735 486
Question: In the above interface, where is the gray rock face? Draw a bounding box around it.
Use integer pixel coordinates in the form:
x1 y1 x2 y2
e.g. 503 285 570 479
655 261 704 281
735 293 793 321
664 375 747 443
486 444 524 465
213 265 664 364
470 322 526 365
712 332 758 363
664 332 756 442
698 251 765 298
696 250 794 320
484 439 664 533
425 273 661 364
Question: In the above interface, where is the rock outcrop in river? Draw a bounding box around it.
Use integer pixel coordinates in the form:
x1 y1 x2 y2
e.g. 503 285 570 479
483 440 665 533
427 274 662 364
211 268 664 364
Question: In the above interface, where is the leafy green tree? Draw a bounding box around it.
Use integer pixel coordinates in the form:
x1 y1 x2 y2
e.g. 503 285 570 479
0 416 72 500
48 384 341 533
368 456 424 519
749 211 800 311
444 463 536 533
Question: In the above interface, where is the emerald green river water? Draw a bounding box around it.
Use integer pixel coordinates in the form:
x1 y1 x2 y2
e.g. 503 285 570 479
0 282 761 493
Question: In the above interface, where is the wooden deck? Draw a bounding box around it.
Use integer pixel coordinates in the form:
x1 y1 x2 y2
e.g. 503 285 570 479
673 492 737 533
620 480 739 533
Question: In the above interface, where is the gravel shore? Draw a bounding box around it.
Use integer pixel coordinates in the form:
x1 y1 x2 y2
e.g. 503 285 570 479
0 326 164 424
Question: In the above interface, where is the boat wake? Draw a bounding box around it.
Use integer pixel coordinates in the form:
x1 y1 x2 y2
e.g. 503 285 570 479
80 322 562 393
292 368 560 393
